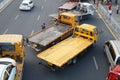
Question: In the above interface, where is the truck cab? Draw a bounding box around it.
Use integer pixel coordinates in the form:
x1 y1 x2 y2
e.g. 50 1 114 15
58 12 79 27
76 2 94 15
0 34 24 80
106 65 120 80
0 34 24 62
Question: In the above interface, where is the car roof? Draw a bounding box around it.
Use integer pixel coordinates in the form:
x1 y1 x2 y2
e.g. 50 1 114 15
109 40 120 57
80 2 92 6
22 0 32 3
0 58 16 63
0 34 23 44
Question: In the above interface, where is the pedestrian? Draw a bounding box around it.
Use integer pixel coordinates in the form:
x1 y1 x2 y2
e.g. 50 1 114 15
108 2 112 10
115 0 118 5
96 0 99 8
41 23 46 30
116 5 119 14
109 0 112 2
93 0 96 4
108 9 112 20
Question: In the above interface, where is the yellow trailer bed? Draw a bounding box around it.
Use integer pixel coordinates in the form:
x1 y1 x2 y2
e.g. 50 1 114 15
37 36 93 67
15 62 24 80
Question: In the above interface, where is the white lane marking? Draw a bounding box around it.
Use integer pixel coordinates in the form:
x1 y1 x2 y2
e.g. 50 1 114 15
93 56 99 70
3 29 8 34
44 0 46 2
31 30 34 35
37 15 40 21
15 14 19 20
41 6 44 9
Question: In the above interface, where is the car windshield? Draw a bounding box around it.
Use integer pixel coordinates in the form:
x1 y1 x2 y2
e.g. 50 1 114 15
0 62 11 65
22 3 28 6
116 57 120 65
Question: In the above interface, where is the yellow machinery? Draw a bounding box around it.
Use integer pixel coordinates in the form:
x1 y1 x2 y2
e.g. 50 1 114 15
37 24 98 71
58 12 79 27
0 34 24 80
27 12 80 51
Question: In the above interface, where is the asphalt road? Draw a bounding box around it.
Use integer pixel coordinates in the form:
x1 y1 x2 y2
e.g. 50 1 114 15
0 0 115 80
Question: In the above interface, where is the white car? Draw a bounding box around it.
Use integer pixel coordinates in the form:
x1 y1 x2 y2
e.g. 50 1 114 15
19 0 34 10
0 58 17 80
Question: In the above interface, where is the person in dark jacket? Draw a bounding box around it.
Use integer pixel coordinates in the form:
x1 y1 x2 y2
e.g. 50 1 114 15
41 23 46 30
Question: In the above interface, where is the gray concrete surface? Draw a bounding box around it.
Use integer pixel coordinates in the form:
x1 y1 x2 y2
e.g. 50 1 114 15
0 0 4 3
91 1 120 40
0 0 13 13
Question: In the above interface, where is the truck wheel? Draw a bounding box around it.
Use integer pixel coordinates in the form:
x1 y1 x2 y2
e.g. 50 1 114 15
67 60 72 65
72 57 77 64
50 66 56 71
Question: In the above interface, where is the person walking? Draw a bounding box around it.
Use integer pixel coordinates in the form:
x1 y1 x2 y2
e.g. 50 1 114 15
116 5 120 14
108 9 112 20
93 0 96 4
96 0 99 8
108 2 112 10
41 23 46 30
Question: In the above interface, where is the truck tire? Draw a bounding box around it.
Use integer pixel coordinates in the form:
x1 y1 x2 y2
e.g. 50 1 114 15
67 60 72 65
50 65 57 71
72 57 77 64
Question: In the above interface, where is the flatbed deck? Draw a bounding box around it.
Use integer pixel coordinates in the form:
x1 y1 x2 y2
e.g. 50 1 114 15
37 36 93 67
59 2 78 10
28 24 71 46
15 62 23 80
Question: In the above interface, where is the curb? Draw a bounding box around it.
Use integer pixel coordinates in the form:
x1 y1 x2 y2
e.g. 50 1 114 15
93 3 120 40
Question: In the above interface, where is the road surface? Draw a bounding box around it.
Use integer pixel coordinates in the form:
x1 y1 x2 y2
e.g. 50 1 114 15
0 0 115 80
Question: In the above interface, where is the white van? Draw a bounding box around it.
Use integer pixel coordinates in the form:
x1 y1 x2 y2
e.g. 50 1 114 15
104 40 120 69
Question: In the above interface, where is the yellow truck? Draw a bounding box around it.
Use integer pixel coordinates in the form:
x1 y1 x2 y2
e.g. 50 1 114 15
27 12 80 51
0 34 24 80
37 24 98 71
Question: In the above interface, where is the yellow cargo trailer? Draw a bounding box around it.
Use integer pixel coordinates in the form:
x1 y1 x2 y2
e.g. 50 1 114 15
37 24 98 71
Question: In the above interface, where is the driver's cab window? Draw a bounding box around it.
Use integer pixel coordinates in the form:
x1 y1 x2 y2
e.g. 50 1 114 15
109 44 116 61
74 16 79 23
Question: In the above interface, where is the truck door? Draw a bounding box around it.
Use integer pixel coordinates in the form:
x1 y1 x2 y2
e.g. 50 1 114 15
88 5 94 15
107 73 118 80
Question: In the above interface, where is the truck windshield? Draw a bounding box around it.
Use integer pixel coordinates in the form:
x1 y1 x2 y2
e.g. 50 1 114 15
89 5 94 11
74 16 79 23
0 45 15 51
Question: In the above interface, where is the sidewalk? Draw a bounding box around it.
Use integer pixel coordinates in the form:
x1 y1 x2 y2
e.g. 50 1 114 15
0 0 13 13
90 0 120 40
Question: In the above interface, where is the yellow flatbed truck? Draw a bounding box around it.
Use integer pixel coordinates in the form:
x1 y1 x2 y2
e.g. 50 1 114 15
0 34 24 80
27 12 79 51
37 24 98 71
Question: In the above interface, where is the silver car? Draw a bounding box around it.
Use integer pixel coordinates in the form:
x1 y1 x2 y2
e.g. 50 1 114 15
0 58 17 80
19 0 34 10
